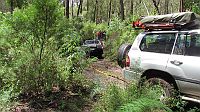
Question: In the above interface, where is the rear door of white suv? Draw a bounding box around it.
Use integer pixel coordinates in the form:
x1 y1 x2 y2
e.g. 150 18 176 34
135 32 176 71
167 31 200 97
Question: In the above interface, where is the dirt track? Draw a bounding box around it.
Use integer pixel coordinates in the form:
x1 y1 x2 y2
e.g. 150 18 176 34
84 59 127 89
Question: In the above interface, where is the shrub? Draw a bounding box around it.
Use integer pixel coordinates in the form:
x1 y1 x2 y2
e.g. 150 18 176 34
80 21 107 41
104 17 140 61
80 21 97 41
93 82 172 112
118 98 172 112
0 0 94 111
7 0 70 94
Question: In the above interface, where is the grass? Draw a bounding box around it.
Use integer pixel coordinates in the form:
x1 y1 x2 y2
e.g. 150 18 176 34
93 82 172 112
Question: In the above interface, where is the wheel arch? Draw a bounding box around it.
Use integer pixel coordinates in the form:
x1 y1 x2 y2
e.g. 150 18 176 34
141 69 179 90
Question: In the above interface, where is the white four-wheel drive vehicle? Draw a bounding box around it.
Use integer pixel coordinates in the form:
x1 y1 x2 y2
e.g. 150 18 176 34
118 12 200 103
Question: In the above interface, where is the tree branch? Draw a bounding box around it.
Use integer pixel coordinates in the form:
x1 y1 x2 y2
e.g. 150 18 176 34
152 0 160 14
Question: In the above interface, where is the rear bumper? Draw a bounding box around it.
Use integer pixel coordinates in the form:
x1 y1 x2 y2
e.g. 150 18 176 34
122 68 141 81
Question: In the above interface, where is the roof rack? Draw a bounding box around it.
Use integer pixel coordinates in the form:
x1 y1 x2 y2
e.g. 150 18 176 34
132 20 181 31
132 12 200 31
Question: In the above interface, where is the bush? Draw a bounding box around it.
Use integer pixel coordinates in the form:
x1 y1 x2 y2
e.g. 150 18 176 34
7 0 70 94
0 0 94 111
80 21 107 41
93 82 172 112
104 17 140 61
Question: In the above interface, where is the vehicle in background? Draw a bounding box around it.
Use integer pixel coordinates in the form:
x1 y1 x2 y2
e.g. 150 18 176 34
82 39 103 59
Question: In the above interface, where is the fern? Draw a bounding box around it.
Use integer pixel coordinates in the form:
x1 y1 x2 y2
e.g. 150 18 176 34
118 98 172 112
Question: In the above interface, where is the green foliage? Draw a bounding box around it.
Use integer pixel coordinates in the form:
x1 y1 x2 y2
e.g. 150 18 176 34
0 88 16 112
93 82 172 112
187 107 200 112
80 21 97 40
192 4 200 15
0 0 94 111
104 17 139 61
80 21 107 41
118 98 172 112
7 0 68 93
78 16 139 61
6 0 29 9
184 0 200 14
94 84 125 112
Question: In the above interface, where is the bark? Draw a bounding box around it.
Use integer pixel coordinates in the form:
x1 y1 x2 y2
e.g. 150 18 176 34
0 0 5 13
164 0 169 14
80 0 83 14
179 0 185 12
93 0 98 22
130 0 133 15
96 0 99 24
77 0 83 16
87 0 89 11
108 0 112 25
120 0 125 20
10 0 14 14
71 0 74 18
65 0 69 18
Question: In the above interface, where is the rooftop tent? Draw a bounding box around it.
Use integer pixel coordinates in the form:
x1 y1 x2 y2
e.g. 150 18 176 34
135 12 200 30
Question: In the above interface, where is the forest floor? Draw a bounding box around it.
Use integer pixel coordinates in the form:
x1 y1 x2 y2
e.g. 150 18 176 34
11 59 200 112
82 59 127 112
12 59 126 112
84 59 127 88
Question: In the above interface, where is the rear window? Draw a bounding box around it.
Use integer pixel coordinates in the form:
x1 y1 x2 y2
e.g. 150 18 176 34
139 33 176 54
85 40 99 44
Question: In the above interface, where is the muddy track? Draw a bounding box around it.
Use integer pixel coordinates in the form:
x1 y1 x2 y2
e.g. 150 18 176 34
84 59 127 88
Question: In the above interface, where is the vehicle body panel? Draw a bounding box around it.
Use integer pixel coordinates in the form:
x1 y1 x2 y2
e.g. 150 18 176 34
124 30 200 99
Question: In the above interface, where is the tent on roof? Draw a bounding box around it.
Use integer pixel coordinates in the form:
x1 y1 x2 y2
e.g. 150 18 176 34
140 12 200 30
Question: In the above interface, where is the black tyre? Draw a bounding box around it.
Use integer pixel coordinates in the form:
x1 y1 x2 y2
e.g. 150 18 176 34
146 78 175 103
96 48 103 59
117 44 132 68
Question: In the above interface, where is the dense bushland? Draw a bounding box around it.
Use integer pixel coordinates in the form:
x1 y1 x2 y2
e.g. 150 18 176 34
1 0 200 111
104 17 140 61
93 82 173 112
0 0 94 111
78 17 140 61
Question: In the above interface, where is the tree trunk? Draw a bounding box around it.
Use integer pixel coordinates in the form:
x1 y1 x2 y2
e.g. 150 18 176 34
71 0 74 18
93 0 98 22
108 0 112 25
0 0 5 13
120 0 125 20
179 0 184 12
10 0 14 14
87 0 89 11
164 0 169 14
130 0 133 15
65 0 69 18
152 0 160 14
96 0 99 24
80 0 83 14
77 0 83 16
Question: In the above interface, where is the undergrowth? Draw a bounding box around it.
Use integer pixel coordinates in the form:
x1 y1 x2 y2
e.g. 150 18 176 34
93 82 173 112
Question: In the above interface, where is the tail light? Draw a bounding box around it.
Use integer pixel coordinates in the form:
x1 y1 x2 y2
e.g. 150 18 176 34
125 55 130 67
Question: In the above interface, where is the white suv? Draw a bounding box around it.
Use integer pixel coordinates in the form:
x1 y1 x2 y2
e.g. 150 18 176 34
118 29 200 103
